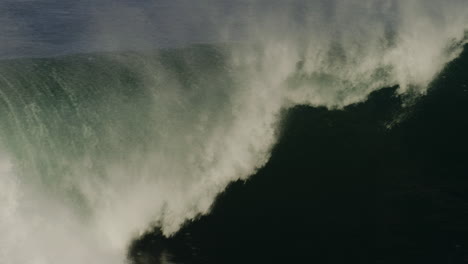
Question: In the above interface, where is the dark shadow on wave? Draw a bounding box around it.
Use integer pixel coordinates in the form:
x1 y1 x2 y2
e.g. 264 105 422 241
128 44 468 264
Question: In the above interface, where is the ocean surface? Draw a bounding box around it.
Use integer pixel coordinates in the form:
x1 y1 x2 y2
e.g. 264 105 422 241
0 1 467 264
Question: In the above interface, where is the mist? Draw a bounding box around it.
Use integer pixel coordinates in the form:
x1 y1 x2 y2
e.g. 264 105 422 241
0 1 467 264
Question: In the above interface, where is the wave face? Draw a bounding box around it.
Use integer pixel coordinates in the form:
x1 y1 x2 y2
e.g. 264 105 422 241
0 1 467 263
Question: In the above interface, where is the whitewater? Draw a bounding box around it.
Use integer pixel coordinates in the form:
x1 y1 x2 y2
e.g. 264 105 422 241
0 0 467 263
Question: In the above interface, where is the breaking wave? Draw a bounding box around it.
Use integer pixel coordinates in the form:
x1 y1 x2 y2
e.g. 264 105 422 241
0 0 467 263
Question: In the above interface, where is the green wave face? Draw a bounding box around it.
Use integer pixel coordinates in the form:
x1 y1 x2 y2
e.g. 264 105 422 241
0 48 234 194
0 47 255 263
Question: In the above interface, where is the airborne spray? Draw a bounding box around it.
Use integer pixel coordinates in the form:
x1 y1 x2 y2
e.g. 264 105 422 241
0 1 467 263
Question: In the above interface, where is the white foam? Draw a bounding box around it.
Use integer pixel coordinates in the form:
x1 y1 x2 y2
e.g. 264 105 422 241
0 1 467 264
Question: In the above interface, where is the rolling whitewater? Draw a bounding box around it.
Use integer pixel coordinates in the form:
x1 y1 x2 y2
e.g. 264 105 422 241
0 1 467 264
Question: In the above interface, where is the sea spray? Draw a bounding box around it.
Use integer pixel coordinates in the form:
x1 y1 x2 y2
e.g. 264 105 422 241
0 1 467 263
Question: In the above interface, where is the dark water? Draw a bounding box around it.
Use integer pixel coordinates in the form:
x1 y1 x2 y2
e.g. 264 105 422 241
0 0 247 59
129 45 468 264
